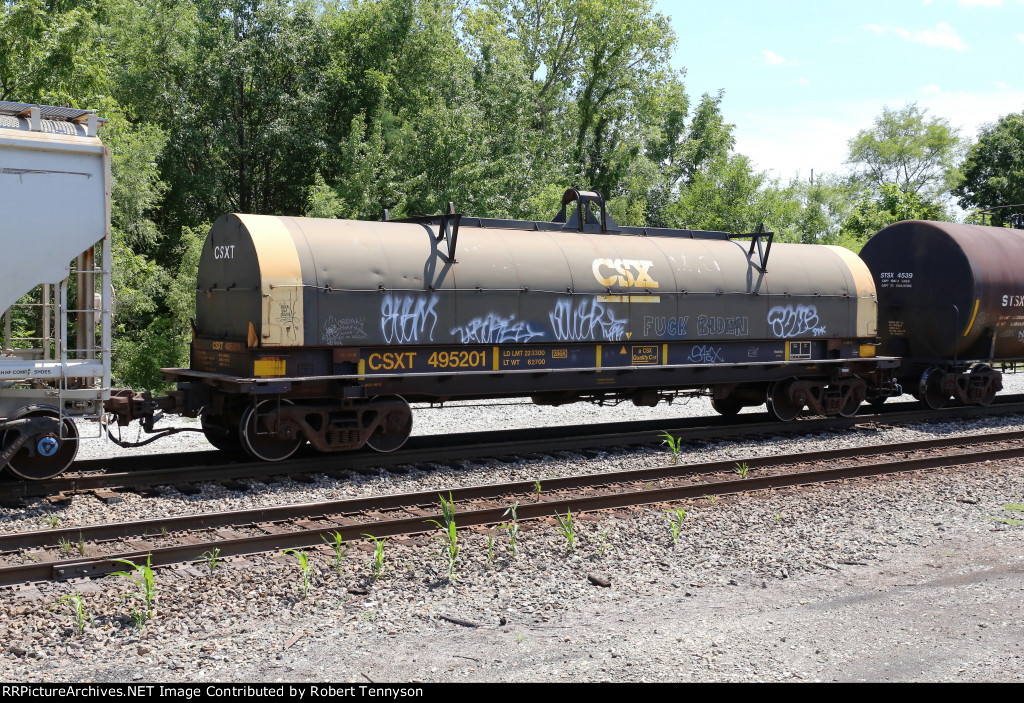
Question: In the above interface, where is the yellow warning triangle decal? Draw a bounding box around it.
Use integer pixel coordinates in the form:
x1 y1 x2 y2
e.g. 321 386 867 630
620 346 627 354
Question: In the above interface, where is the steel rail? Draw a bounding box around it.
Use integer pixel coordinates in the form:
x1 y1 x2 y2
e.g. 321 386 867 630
2 430 1024 586
7 427 1024 551
4 395 1024 501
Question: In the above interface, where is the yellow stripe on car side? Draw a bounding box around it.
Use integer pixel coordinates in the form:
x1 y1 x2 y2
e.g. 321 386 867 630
963 299 981 337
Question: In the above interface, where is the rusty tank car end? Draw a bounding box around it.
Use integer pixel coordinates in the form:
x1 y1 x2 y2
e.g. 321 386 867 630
859 219 1019 409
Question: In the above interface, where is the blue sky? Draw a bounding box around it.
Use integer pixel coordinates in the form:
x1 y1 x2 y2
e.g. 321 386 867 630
654 0 1024 181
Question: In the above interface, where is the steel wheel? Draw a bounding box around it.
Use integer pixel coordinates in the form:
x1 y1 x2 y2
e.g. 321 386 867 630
920 368 949 410
365 396 413 453
711 396 743 417
201 410 242 452
867 395 887 409
239 400 303 462
971 364 998 406
838 394 861 418
766 380 802 422
2 405 79 480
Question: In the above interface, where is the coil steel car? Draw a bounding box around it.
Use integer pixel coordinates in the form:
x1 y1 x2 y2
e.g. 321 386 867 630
119 189 896 461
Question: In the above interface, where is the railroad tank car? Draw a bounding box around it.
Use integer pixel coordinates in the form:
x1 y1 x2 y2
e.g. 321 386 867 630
148 190 893 461
859 219 1018 408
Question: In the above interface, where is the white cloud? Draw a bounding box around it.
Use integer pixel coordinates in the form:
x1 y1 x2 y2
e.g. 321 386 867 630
760 49 796 66
917 86 1024 136
734 104 882 179
898 22 967 50
734 86 1024 180
861 22 968 51
920 84 943 94
959 0 1001 7
1017 33 1024 42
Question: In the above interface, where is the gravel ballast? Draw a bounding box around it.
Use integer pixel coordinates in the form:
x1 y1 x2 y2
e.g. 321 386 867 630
1 383 1023 682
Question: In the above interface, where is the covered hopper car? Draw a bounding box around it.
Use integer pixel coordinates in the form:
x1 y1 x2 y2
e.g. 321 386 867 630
0 101 111 480
109 189 898 462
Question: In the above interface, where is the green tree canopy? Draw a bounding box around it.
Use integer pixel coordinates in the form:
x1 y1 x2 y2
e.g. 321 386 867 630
954 112 1024 225
0 0 108 104
840 182 946 245
846 103 965 201
662 153 795 235
108 0 332 231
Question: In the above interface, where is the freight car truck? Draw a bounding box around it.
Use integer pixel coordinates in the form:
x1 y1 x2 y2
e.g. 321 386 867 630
0 102 111 479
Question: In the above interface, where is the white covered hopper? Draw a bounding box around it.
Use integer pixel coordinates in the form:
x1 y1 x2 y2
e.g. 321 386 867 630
0 103 108 311
0 102 111 480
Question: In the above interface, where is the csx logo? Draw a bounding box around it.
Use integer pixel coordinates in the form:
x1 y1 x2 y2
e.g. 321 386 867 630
592 258 659 289
367 351 417 370
213 245 236 260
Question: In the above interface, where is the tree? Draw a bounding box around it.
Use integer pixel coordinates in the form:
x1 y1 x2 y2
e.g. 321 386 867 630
307 0 694 223
662 154 797 235
478 0 581 128
674 90 735 186
846 103 965 201
954 112 1024 225
839 183 946 247
467 0 683 215
0 0 107 104
108 0 332 231
316 0 501 218
566 0 676 198
780 173 857 245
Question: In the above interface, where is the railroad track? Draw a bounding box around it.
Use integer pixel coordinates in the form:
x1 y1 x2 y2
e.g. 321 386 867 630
2 428 1024 587
3 394 1023 502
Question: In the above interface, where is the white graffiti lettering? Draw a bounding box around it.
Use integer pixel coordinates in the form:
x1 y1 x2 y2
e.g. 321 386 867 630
450 313 545 344
677 254 721 274
321 315 368 344
549 298 628 342
696 315 749 337
643 315 688 338
767 304 826 338
687 344 725 363
381 294 439 343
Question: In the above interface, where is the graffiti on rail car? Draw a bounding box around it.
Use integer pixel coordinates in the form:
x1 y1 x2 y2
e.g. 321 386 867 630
381 294 440 344
549 297 628 342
